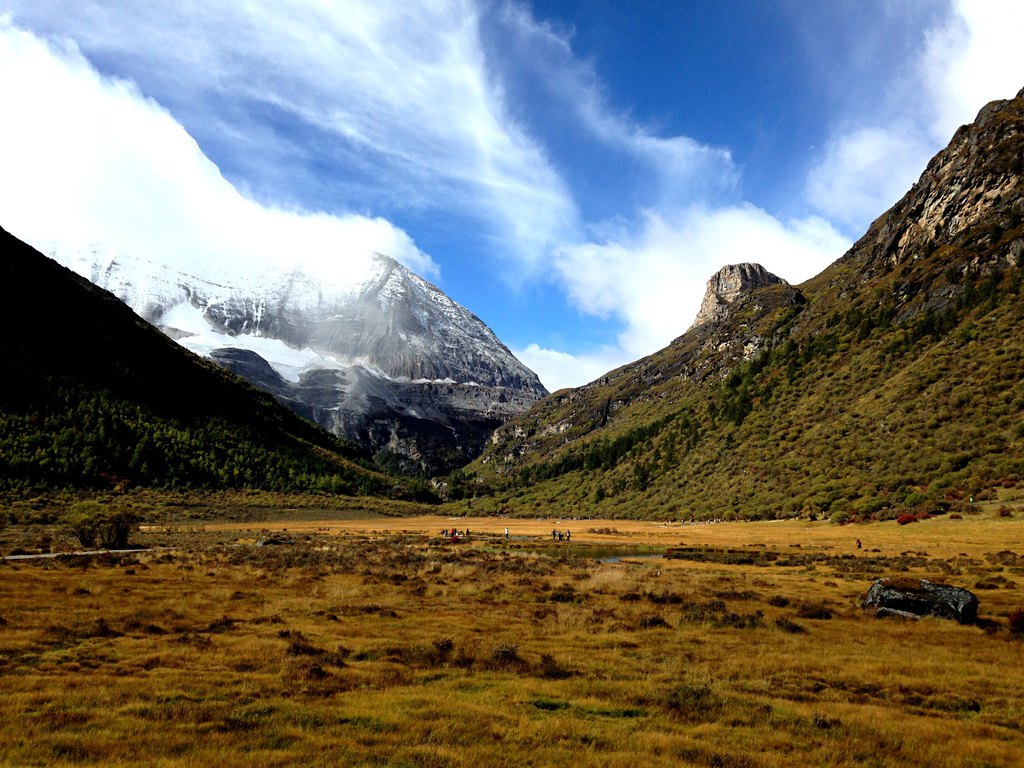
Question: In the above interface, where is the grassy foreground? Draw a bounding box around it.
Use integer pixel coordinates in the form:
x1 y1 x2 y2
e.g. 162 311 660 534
1 511 1022 767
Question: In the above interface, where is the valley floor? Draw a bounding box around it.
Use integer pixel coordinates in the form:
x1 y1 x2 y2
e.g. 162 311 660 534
1 511 1022 767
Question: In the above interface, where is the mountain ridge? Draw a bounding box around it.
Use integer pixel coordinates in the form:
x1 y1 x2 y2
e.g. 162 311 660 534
53 243 547 475
457 88 1024 519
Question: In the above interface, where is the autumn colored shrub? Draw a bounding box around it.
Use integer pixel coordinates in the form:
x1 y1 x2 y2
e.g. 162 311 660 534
896 513 918 525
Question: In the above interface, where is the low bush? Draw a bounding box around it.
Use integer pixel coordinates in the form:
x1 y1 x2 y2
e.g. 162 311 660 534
489 643 525 670
896 513 918 526
1008 608 1024 636
665 680 722 722
537 653 572 680
638 614 671 629
796 602 833 620
716 610 764 629
774 616 807 634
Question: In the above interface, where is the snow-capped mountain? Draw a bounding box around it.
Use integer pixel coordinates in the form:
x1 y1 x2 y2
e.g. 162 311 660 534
54 246 548 475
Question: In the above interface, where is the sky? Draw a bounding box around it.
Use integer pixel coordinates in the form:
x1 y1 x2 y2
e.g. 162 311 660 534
0 1 1022 392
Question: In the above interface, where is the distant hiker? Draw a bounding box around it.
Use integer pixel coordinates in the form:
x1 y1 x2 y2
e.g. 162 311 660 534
552 529 558 541
565 530 571 542
504 527 509 540
856 539 862 550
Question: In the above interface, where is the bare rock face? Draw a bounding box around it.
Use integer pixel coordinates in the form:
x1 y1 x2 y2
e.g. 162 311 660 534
844 87 1024 282
863 578 979 624
690 263 788 330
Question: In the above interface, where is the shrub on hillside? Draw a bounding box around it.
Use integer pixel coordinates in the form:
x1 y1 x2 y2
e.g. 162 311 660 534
896 513 918 526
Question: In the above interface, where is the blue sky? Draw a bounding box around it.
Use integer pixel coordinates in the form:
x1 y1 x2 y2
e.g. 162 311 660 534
1 1 1022 391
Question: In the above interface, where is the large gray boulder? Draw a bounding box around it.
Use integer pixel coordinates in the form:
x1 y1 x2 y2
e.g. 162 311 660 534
863 578 978 624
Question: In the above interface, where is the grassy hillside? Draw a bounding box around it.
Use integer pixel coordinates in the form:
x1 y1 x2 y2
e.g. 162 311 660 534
457 90 1024 520
0 226 434 502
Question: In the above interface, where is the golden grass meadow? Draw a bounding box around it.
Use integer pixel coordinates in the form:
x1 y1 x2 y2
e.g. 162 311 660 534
1 500 1023 767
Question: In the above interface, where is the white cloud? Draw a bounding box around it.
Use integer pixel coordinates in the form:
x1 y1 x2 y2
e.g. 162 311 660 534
513 343 628 394
532 205 849 390
806 1 1024 235
1 0 577 272
0 18 436 284
923 0 1024 142
805 124 932 231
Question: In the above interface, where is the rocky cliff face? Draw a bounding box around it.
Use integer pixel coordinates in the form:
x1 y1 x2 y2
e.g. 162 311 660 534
55 248 548 475
853 89 1024 275
690 263 787 330
802 86 1024 332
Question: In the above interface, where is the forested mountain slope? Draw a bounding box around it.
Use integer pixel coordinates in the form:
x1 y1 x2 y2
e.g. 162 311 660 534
0 226 430 500
459 88 1024 521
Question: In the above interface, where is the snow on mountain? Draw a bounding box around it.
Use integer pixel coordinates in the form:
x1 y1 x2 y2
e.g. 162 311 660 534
52 244 547 474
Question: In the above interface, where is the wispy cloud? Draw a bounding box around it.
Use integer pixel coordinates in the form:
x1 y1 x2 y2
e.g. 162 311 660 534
2 0 577 272
922 0 1024 143
491 2 739 219
805 0 1024 237
0 18 435 282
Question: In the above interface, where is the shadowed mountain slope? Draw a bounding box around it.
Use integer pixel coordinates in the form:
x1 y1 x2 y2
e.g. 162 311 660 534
460 88 1024 520
0 226 430 499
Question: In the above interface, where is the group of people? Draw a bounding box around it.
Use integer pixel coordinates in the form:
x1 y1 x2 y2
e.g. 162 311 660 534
439 526 573 542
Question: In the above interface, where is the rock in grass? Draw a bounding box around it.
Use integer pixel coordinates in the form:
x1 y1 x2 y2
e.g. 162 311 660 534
863 578 978 624
256 533 294 547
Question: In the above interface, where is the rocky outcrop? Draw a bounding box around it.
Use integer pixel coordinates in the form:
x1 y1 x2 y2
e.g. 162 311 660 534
689 263 787 330
863 578 979 624
839 88 1024 292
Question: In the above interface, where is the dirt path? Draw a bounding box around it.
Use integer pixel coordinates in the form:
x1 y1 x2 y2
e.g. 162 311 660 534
2 547 159 561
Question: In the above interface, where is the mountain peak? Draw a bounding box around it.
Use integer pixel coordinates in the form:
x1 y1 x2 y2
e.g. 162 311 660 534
51 239 547 475
690 263 787 330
